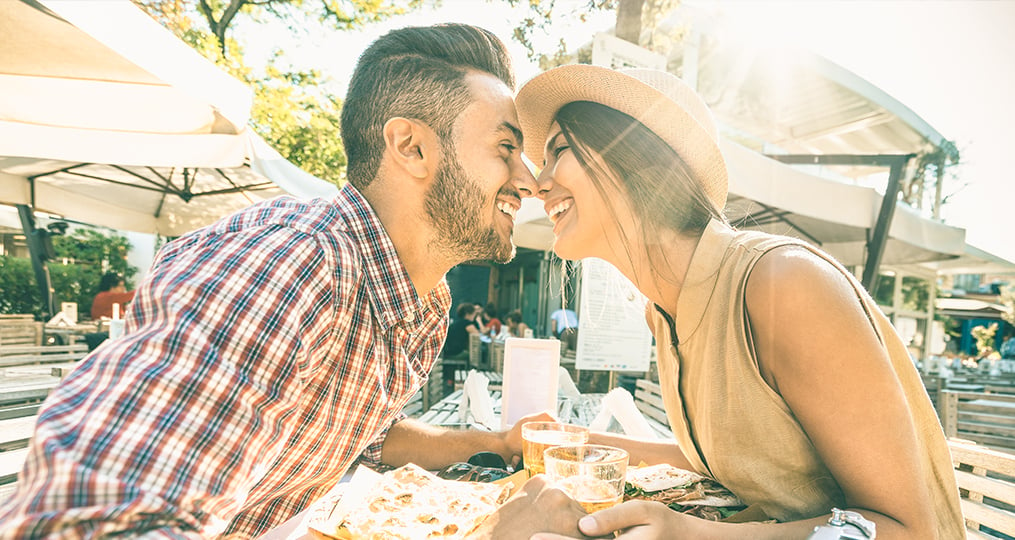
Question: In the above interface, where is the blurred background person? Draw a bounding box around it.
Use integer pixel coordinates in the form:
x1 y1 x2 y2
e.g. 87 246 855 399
499 309 532 339
481 302 502 337
549 306 578 351
90 272 135 320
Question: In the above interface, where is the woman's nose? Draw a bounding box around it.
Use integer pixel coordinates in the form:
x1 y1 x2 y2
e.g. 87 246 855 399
534 166 553 199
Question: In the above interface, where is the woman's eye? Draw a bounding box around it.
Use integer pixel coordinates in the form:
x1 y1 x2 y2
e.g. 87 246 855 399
553 145 570 158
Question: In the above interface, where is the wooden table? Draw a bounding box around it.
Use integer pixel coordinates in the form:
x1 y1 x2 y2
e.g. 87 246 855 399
418 389 502 428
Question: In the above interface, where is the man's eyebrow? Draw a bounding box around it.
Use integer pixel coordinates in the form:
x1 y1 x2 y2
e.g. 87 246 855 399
498 122 524 146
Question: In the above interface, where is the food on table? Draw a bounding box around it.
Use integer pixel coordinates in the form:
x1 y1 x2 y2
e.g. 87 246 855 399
309 464 512 540
624 463 745 521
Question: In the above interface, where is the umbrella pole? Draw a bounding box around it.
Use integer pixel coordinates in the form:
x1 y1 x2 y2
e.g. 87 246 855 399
16 204 54 320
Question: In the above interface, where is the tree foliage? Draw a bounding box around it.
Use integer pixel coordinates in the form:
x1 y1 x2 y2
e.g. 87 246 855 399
134 0 352 185
130 0 684 185
502 0 679 61
971 322 999 358
0 229 137 319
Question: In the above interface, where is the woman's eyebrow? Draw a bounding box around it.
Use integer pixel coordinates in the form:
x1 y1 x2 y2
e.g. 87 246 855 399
545 131 565 155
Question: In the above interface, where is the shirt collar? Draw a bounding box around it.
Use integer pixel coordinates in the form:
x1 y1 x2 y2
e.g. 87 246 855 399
673 219 735 343
334 184 450 332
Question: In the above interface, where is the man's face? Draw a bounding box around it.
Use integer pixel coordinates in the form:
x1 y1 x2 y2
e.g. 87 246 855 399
424 71 536 264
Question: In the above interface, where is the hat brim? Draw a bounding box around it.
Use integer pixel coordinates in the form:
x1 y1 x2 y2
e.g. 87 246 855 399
516 64 728 210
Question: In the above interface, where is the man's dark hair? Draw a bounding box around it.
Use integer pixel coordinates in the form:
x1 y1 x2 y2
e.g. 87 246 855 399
341 24 514 188
455 302 476 319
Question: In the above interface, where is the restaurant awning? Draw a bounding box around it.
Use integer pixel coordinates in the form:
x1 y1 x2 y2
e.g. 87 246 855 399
0 0 338 237
0 0 338 316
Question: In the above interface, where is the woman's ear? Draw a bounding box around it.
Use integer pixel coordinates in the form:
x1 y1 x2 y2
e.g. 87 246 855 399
382 117 436 180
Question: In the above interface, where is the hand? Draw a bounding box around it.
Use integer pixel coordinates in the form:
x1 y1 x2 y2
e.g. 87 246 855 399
500 411 556 467
471 475 589 539
532 500 698 540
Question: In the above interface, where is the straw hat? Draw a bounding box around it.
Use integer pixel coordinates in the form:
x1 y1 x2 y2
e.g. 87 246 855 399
515 64 728 210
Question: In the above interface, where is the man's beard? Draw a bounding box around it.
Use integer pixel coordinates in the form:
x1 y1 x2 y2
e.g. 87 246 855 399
424 146 516 264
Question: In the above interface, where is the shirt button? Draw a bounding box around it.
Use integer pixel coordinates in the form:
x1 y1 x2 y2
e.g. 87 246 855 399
405 311 415 323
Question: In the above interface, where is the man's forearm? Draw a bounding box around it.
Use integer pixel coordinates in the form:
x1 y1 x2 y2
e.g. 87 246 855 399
379 418 512 469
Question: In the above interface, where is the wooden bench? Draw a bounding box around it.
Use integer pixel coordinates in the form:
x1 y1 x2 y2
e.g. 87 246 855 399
0 315 42 347
941 391 1015 454
633 379 675 439
418 389 503 427
949 439 1015 538
401 389 425 418
0 344 89 368
0 415 37 452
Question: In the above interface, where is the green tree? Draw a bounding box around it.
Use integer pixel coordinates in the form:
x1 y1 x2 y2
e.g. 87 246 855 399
0 229 137 320
134 0 350 184
132 0 683 184
971 322 998 359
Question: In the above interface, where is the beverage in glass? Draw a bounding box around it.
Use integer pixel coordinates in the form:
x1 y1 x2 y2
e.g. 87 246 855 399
544 444 629 513
521 422 589 476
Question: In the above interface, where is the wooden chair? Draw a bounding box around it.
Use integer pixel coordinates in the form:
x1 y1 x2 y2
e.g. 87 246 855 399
632 379 675 439
949 439 1015 538
491 340 505 373
468 333 484 370
940 390 1015 454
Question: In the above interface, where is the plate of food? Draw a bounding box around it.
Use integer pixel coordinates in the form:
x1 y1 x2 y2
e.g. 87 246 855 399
623 463 747 521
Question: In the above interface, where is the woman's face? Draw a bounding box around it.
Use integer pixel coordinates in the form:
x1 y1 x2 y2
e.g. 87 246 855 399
536 122 629 261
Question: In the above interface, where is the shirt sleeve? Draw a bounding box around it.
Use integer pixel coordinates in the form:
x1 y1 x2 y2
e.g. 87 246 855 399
355 413 408 468
0 225 335 538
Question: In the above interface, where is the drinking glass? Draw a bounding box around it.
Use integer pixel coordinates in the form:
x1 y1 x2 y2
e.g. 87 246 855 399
544 444 629 513
521 421 589 477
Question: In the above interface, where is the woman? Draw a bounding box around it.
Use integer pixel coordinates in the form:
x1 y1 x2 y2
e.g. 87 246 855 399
499 309 531 339
90 272 135 320
516 65 962 539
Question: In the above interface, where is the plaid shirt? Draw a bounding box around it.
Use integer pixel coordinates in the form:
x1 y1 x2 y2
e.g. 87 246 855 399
0 185 451 538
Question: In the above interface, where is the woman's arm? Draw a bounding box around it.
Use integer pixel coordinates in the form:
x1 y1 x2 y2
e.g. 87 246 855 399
587 431 693 470
737 246 937 539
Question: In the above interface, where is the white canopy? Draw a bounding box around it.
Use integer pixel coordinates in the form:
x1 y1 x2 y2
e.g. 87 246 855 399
0 0 338 236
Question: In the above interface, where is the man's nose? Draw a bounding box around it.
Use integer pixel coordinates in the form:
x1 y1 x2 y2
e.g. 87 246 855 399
512 155 539 198
532 164 553 199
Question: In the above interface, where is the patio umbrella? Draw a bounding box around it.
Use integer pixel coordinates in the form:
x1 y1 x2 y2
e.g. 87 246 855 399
0 0 338 314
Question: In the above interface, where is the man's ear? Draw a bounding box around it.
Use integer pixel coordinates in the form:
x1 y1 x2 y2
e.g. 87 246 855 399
382 117 436 180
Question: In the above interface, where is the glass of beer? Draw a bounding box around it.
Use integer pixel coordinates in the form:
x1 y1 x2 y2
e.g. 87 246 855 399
544 444 629 513
521 422 589 476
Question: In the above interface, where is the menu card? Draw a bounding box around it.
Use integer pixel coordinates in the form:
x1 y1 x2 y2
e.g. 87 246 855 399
575 258 652 371
500 337 560 429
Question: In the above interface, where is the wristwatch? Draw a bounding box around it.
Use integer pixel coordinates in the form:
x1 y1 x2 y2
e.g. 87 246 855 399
806 508 877 539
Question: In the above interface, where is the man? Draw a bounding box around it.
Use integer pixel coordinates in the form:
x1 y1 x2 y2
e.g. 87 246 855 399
550 307 579 350
0 24 571 538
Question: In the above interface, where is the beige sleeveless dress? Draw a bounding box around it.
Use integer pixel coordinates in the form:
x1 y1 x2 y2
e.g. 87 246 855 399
646 220 963 537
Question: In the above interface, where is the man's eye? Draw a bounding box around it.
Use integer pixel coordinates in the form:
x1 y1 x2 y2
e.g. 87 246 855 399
501 143 517 154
